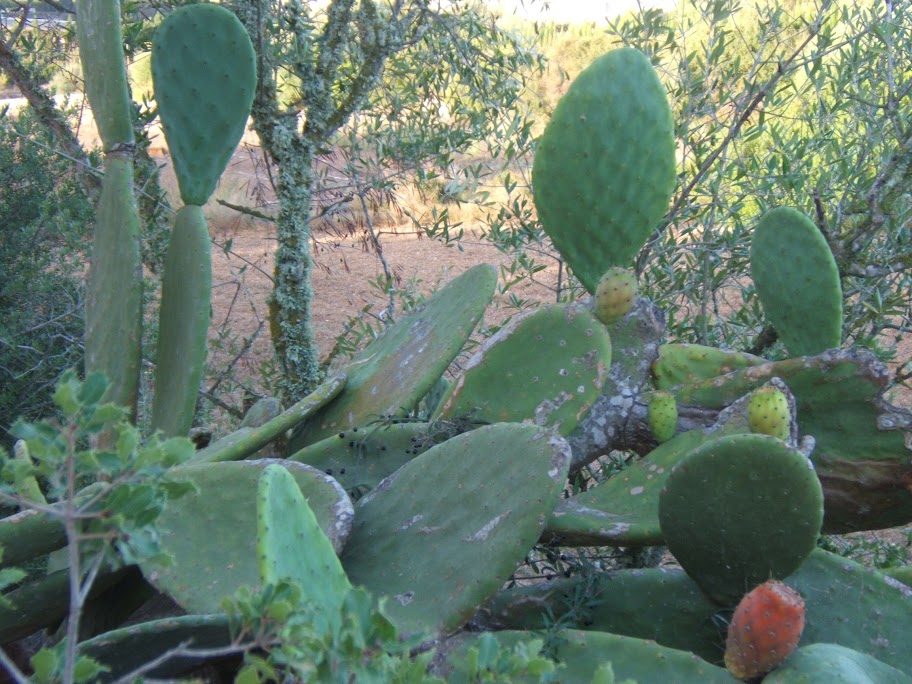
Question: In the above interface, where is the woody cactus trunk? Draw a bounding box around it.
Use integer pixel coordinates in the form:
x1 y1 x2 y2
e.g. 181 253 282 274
2 6 912 683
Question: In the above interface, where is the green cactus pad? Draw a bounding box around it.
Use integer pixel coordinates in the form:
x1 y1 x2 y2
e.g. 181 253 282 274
341 423 571 637
763 644 912 684
137 460 352 614
440 630 736 683
659 433 824 605
150 205 211 437
652 344 766 390
256 465 351 614
288 422 437 497
433 304 612 436
77 615 231 683
190 374 346 465
787 549 912 673
668 349 912 532
152 3 256 206
544 429 721 547
479 550 912 672
288 264 497 451
532 48 676 292
750 207 842 356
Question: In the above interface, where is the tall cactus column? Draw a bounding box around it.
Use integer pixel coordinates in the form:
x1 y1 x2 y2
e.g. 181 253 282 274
148 4 256 437
76 0 143 419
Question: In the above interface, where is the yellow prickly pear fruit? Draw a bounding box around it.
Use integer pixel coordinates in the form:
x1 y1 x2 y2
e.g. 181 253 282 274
594 267 638 323
648 391 677 443
747 386 791 441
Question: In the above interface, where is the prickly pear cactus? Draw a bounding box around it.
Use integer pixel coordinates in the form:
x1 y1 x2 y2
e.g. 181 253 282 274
750 207 842 356
433 304 612 436
532 48 676 292
341 423 571 637
724 580 805 680
652 344 766 390
151 3 256 206
256 464 351 616
149 205 212 437
647 391 678 443
747 385 791 441
288 422 435 496
78 615 232 683
440 630 736 683
137 460 353 614
762 644 912 683
594 267 638 323
659 433 824 604
288 264 497 451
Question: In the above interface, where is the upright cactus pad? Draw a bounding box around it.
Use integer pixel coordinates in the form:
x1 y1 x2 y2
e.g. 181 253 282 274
256 465 351 616
433 304 612 436
152 4 256 206
750 207 842 356
659 433 824 605
724 580 806 680
341 423 571 637
150 205 212 437
137 460 353 614
532 47 676 292
288 264 497 451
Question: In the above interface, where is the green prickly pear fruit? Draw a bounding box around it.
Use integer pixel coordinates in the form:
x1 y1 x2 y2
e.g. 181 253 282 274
747 386 790 441
647 392 677 443
724 579 806 681
594 267 638 324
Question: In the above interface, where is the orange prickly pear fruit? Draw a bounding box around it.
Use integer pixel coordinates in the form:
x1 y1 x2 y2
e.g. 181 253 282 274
747 386 790 441
594 267 638 323
724 579 806 681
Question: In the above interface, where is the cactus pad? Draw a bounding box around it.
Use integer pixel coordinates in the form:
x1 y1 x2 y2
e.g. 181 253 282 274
724 580 805 680
750 207 842 356
433 304 612 436
440 630 736 683
594 267 638 323
149 205 211 437
138 460 352 614
152 4 256 206
652 344 766 390
288 264 497 451
659 433 824 605
532 48 676 292
762 644 912 683
256 465 350 615
78 615 231 682
341 423 571 637
288 422 436 497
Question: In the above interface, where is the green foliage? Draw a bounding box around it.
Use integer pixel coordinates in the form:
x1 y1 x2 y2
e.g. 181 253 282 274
0 109 92 450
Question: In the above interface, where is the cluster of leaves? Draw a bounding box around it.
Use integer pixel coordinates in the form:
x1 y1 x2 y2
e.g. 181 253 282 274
0 370 194 684
225 580 563 684
0 108 93 450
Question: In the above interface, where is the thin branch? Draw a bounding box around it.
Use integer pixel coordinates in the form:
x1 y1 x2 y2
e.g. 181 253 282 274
0 36 100 200
216 198 275 223
0 647 30 684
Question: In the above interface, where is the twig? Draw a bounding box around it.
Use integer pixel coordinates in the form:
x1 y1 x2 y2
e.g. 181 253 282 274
0 647 29 684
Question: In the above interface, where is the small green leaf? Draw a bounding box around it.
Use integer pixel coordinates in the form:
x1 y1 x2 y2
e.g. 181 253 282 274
29 648 58 684
73 655 108 684
77 372 109 406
